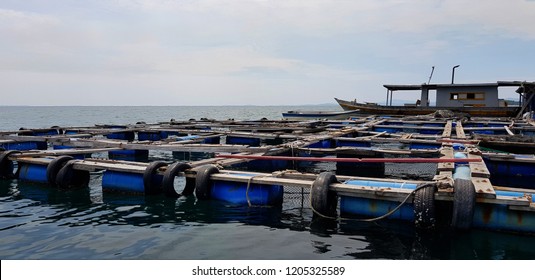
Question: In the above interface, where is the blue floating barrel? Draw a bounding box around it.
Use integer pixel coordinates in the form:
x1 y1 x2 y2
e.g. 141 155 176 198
202 136 221 144
102 165 164 194
172 151 213 161
477 129 495 135
420 125 443 135
306 139 333 149
1 141 47 151
336 139 371 148
340 196 415 221
472 191 535 233
34 129 59 136
18 128 59 136
163 131 185 137
483 157 535 189
233 158 291 172
452 143 466 151
210 175 283 206
18 163 48 184
138 131 166 141
108 150 148 161
226 136 261 146
409 143 441 150
453 165 471 180
106 131 135 141
52 145 90 159
340 179 418 221
453 151 469 168
65 130 80 135
102 171 145 193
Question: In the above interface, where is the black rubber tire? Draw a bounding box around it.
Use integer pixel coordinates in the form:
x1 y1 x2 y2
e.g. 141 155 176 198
46 155 74 186
194 164 219 200
0 150 20 179
162 162 193 197
452 178 476 230
55 160 90 188
311 172 338 218
414 184 436 229
143 161 168 195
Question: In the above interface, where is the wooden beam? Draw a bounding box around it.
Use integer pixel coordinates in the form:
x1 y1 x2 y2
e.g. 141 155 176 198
471 178 496 198
455 121 466 139
442 120 452 138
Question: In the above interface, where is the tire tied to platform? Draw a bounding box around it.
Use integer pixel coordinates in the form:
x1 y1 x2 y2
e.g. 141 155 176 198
309 178 437 223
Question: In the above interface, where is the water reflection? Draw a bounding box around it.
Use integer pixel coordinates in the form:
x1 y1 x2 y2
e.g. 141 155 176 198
2 177 535 259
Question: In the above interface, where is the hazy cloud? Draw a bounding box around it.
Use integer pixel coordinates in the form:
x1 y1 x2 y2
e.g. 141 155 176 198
0 0 534 105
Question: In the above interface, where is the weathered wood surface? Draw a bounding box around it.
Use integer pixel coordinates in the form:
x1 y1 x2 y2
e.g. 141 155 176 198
6 116 535 211
467 152 491 178
437 146 455 172
442 120 452 138
455 122 466 139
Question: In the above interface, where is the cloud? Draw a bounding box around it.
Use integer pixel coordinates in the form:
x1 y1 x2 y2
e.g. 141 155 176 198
0 1 534 105
107 0 535 39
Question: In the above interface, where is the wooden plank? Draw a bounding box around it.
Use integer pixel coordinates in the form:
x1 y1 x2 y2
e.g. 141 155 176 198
455 121 466 139
509 203 535 212
477 195 530 206
15 156 149 173
494 185 535 194
437 146 455 172
330 183 415 203
10 148 122 157
442 120 452 138
73 160 147 173
14 156 51 165
467 153 491 178
211 172 313 188
471 178 496 198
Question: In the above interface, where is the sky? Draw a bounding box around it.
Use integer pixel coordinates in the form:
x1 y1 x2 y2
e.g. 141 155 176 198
1 0 535 106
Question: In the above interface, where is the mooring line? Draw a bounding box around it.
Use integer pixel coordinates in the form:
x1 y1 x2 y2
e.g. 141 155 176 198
309 182 436 222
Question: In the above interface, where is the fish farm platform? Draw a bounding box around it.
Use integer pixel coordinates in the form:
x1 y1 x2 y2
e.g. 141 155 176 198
1 115 535 234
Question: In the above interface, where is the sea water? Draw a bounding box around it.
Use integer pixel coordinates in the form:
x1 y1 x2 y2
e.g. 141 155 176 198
1 106 535 260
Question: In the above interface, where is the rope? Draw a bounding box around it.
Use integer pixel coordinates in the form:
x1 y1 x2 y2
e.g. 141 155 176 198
245 175 272 208
309 182 436 222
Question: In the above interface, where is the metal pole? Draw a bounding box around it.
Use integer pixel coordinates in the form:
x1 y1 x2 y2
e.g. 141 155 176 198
451 65 460 84
427 66 435 84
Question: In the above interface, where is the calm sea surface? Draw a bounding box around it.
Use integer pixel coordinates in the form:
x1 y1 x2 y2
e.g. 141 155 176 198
1 106 535 260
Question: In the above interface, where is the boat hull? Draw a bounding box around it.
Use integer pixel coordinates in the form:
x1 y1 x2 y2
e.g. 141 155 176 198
335 98 518 117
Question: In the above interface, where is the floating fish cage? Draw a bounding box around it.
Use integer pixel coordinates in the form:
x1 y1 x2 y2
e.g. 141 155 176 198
1 116 535 234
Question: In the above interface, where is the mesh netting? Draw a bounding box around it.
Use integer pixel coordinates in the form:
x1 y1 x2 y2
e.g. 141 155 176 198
282 185 311 210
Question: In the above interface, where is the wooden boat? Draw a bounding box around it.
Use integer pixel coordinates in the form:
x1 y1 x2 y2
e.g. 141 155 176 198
474 134 535 154
335 80 535 117
282 109 360 120
335 98 519 117
482 152 535 189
